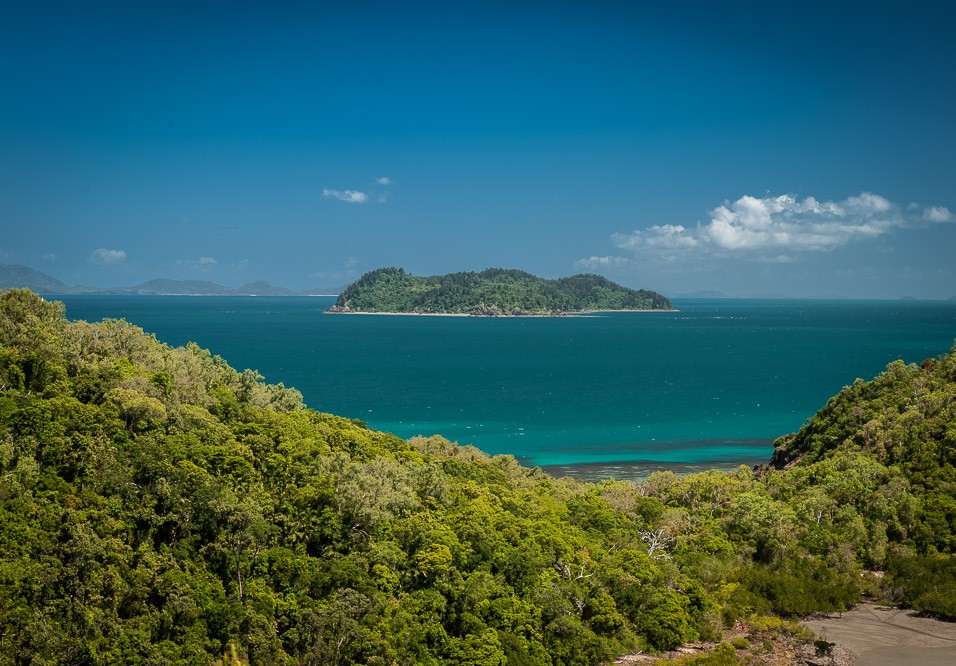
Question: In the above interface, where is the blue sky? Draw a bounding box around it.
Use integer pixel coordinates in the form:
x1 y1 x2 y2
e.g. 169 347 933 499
2 0 955 297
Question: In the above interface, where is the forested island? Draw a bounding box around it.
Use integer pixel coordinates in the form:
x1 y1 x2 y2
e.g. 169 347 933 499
328 267 674 315
2 288 956 665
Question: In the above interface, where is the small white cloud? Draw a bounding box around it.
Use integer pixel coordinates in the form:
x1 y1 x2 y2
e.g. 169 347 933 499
376 176 393 185
613 224 700 252
42 253 56 261
844 192 892 214
757 254 795 264
924 206 953 223
323 188 369 204
575 256 630 270
90 248 126 264
177 256 217 268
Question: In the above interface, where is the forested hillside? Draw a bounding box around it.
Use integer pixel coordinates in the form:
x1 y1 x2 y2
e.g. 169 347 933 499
1 288 955 665
331 268 673 314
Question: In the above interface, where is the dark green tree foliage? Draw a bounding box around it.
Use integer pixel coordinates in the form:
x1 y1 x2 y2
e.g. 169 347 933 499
759 345 956 618
884 554 956 620
333 267 673 314
2 288 956 664
769 347 956 557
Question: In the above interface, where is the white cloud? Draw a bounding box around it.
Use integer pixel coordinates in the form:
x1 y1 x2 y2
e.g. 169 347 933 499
613 224 700 253
604 192 954 268
846 192 892 213
177 256 217 268
756 254 795 264
376 176 393 185
42 253 56 261
90 248 126 264
702 193 900 252
575 255 630 270
924 205 953 223
323 188 369 204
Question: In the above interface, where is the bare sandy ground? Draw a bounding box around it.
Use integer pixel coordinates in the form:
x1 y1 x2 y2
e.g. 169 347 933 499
803 603 956 666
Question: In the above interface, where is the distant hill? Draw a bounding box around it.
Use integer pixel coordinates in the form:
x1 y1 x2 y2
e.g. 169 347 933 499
234 281 298 296
117 278 233 295
111 279 298 296
0 262 305 296
331 267 674 314
0 263 82 294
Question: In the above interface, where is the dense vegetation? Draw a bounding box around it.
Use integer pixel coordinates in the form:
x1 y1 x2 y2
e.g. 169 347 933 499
768 352 956 618
331 268 673 314
1 288 955 664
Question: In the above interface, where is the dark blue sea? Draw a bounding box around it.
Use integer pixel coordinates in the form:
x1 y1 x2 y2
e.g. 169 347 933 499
56 296 956 480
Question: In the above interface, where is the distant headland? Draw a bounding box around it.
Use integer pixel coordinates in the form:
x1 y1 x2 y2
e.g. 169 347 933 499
326 267 674 315
0 263 339 296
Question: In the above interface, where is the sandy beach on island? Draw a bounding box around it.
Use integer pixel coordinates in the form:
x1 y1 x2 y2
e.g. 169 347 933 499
323 310 473 317
802 603 956 665
323 309 679 317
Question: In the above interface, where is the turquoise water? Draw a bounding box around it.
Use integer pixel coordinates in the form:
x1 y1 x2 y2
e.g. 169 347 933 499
56 296 956 478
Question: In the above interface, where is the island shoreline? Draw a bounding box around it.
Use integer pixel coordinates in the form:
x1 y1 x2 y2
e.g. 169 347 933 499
323 308 680 317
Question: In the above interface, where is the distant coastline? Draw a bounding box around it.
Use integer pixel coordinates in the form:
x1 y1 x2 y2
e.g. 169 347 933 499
0 262 343 297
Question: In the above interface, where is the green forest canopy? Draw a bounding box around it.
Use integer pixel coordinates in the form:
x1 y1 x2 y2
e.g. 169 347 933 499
1 288 955 665
332 268 674 314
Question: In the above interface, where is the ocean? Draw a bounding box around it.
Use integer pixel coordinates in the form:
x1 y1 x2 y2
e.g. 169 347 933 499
56 296 956 480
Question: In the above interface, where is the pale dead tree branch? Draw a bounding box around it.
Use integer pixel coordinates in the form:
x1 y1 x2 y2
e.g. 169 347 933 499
553 560 594 581
639 528 674 560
